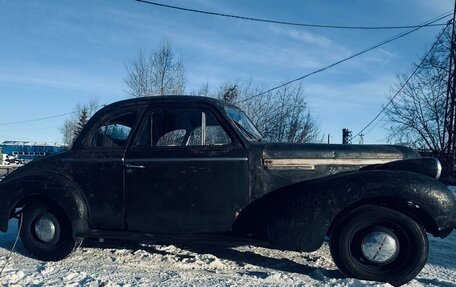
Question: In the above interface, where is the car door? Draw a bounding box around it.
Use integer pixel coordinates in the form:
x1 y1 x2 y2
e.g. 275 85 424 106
65 108 143 230
124 103 249 233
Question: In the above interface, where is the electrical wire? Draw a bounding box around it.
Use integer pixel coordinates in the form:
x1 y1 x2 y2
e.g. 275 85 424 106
0 112 75 126
0 9 451 127
0 104 105 126
350 22 451 141
364 114 387 138
136 0 448 30
237 13 452 104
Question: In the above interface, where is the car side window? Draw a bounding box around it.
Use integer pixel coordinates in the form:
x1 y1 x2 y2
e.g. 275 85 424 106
157 129 186 146
135 109 231 147
187 125 231 146
91 112 136 148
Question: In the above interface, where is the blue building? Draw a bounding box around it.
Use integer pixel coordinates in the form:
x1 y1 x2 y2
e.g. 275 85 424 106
1 141 67 164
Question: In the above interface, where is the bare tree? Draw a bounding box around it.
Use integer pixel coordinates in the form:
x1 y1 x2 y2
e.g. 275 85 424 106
125 40 185 97
60 100 99 147
222 84 239 103
125 50 151 98
60 120 77 147
384 27 450 153
216 81 321 143
190 82 210 97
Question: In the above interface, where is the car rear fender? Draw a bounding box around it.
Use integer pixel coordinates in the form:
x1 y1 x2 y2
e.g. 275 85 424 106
233 170 456 252
0 171 90 236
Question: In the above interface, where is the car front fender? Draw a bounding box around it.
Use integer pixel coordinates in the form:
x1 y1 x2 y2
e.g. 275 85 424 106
0 171 90 237
233 170 456 252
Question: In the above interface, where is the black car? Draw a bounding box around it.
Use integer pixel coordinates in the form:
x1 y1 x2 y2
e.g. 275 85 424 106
1 96 455 285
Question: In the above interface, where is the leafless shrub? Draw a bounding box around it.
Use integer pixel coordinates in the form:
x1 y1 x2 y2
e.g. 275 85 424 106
125 40 185 97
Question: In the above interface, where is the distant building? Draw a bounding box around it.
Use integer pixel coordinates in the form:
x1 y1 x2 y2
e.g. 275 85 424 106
1 141 67 164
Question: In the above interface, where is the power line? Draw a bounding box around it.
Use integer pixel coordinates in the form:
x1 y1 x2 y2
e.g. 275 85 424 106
136 0 448 30
0 105 105 126
359 113 387 142
351 22 451 141
0 10 450 127
237 13 452 104
0 112 75 126
364 114 386 138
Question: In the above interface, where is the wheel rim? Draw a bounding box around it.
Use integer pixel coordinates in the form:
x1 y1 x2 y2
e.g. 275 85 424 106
33 213 57 243
349 223 408 273
361 231 398 264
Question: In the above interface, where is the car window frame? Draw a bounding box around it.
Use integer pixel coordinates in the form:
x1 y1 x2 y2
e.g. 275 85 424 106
82 107 145 150
130 103 238 151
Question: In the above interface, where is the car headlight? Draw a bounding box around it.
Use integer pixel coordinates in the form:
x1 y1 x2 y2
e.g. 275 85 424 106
433 158 442 180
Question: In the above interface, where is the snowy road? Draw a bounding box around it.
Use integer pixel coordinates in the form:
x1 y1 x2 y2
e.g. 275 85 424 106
1 219 455 287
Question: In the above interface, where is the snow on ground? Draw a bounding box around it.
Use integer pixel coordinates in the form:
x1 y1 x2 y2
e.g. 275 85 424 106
1 220 455 287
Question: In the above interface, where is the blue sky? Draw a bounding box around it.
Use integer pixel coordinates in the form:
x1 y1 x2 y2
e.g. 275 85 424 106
0 0 453 144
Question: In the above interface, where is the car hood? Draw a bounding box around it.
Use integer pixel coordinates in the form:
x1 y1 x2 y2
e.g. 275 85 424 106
258 143 419 195
262 143 418 168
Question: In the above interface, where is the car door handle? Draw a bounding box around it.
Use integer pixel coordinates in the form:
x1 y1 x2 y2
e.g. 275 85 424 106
125 164 146 169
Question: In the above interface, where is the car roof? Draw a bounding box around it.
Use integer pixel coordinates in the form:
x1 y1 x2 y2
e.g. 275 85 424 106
101 96 239 111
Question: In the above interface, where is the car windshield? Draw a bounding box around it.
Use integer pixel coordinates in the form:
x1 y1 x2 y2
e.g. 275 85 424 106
225 107 262 141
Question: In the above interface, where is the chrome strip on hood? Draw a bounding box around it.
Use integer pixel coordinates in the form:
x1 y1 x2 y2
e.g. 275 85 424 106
263 158 400 170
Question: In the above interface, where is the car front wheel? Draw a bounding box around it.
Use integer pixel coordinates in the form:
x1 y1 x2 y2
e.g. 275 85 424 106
329 205 428 286
20 201 77 261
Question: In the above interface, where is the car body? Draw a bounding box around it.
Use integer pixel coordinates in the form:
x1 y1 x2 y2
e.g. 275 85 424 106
1 96 455 285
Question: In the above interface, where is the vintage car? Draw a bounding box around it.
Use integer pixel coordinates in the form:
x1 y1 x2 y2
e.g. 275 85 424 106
0 96 455 285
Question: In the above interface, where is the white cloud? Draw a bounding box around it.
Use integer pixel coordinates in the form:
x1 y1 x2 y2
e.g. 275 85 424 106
190 39 325 69
415 0 453 15
269 26 333 48
360 48 400 64
0 65 124 95
306 75 397 109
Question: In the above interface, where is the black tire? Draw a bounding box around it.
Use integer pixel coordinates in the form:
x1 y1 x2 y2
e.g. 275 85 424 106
329 205 428 286
20 201 77 261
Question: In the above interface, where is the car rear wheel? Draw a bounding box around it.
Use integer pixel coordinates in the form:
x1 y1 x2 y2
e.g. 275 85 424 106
329 205 428 286
20 201 77 261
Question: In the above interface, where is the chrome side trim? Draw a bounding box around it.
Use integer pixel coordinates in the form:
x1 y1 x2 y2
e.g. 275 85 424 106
63 158 123 163
263 159 316 170
64 157 248 164
263 158 400 170
433 157 442 180
126 157 248 163
125 164 146 169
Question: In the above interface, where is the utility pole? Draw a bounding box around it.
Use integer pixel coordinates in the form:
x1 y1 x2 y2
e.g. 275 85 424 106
359 133 364 144
443 0 456 158
342 128 352 144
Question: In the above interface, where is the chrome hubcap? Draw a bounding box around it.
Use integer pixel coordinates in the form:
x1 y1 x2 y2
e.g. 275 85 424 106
361 231 398 263
34 216 56 243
